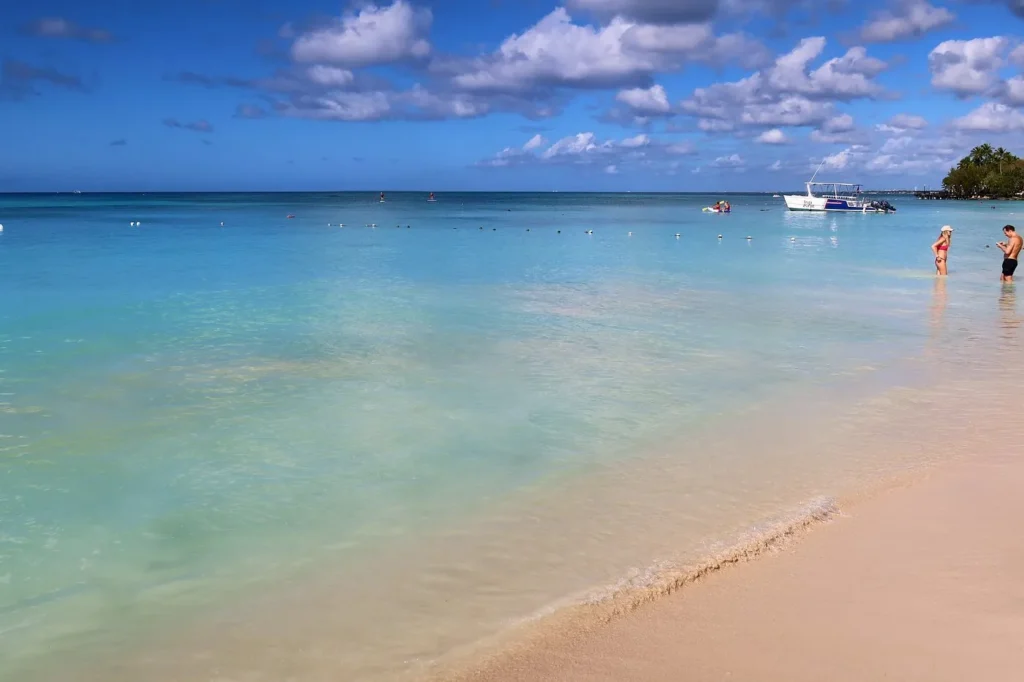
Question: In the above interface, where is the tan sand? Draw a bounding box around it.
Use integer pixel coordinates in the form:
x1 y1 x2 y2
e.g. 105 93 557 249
454 449 1024 682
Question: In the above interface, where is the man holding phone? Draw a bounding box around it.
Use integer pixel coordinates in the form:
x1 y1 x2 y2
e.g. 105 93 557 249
998 225 1022 283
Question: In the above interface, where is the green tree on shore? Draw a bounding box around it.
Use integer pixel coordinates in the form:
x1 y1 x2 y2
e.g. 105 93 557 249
942 144 1024 198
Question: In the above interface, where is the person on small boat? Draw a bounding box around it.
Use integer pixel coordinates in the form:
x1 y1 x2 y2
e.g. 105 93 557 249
932 225 952 276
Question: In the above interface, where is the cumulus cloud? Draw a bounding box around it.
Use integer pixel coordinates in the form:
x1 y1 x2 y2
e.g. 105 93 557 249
163 118 214 133
523 134 547 150
803 132 964 176
0 59 86 99
875 113 928 133
291 1 432 67
809 113 861 143
305 65 355 87
616 84 671 114
681 37 887 132
1004 76 1024 105
711 153 745 168
952 102 1024 132
756 128 790 144
21 17 113 43
480 130 697 170
928 37 1009 97
859 0 954 43
1012 44 1024 67
447 8 766 95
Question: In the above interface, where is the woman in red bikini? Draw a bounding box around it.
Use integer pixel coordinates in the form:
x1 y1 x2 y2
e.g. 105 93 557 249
932 225 953 276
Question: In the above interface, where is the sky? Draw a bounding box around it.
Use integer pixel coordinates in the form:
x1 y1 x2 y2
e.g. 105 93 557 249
1 0 1023 192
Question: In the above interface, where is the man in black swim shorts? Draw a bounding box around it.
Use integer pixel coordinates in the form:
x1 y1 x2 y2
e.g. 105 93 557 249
998 225 1022 283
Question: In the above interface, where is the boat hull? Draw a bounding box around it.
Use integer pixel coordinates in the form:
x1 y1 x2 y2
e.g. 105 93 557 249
783 194 889 213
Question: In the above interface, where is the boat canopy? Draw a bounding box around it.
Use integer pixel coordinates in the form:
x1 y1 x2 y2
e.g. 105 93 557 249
807 182 863 194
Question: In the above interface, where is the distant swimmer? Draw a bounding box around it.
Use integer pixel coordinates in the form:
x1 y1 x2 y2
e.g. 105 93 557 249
997 224 1022 282
380 192 386 203
932 225 952 276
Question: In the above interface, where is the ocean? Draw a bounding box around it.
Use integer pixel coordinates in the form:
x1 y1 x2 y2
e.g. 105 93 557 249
0 192 1019 681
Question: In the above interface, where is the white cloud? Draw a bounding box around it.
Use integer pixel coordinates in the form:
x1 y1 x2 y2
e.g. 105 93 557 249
278 85 494 122
928 37 1009 97
952 102 1024 132
681 37 887 131
1004 76 1024 105
523 134 547 150
711 153 744 168
875 113 928 133
620 133 651 147
822 113 855 132
542 132 604 159
859 0 954 43
291 1 432 67
304 65 354 86
756 128 790 144
605 164 620 174
615 84 671 114
822 147 856 169
698 118 736 132
809 113 862 144
1012 44 1024 67
480 131 699 169
769 160 783 170
448 8 765 94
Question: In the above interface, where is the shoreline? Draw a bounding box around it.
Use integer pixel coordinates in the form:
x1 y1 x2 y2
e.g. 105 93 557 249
19 363 1020 682
446 439 1024 682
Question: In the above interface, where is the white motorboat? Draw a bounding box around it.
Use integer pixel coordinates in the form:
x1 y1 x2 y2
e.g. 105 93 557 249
783 161 895 213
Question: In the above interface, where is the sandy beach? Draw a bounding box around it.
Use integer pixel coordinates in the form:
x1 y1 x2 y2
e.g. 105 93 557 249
452 438 1024 681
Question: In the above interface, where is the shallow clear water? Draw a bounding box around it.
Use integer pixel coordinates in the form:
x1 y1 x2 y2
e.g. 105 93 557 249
0 192 1019 679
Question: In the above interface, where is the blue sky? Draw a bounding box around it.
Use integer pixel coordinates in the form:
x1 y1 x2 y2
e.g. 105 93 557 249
2 0 1023 191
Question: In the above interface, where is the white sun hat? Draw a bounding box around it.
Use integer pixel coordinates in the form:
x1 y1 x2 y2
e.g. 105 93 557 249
941 225 954 232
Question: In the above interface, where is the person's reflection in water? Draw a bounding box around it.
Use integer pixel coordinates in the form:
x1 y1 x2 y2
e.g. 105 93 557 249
927 275 948 357
999 284 1019 346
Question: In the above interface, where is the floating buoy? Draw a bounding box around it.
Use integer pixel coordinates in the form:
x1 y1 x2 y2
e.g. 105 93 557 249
0 224 4 232
628 231 633 236
717 234 722 239
790 237 796 241
220 222 225 227
526 228 530 232
746 236 752 240
557 230 561 233
675 233 681 238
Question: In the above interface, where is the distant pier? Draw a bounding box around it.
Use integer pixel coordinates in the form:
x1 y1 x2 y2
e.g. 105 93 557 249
914 190 952 200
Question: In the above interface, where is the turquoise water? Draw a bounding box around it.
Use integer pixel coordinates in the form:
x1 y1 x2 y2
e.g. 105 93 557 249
0 192 1018 679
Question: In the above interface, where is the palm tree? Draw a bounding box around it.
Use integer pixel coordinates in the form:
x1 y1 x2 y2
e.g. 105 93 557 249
995 147 1010 174
970 143 994 167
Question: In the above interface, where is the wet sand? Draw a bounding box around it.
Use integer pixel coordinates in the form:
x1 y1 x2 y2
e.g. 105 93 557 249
453 448 1024 682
